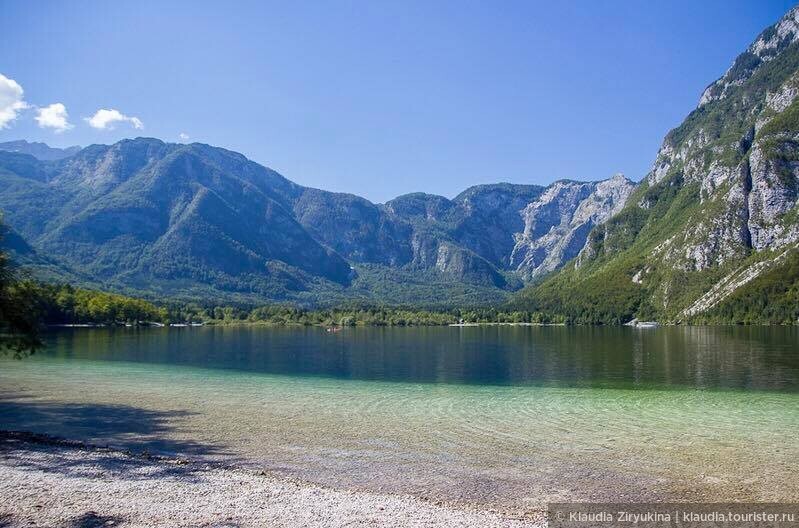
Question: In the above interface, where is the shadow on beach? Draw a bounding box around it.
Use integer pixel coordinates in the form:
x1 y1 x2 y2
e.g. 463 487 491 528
67 512 126 528
0 510 129 527
0 390 234 481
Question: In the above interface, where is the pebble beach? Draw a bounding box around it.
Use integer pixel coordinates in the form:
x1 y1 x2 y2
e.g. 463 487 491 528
0 432 541 528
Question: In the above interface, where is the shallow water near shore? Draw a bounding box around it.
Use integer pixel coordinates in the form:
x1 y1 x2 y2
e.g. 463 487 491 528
1 326 799 513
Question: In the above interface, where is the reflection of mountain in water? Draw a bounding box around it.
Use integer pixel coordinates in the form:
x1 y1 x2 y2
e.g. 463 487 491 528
47 326 799 391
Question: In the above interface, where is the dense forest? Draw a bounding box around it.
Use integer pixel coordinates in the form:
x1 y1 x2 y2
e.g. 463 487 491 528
169 303 562 327
22 283 560 327
690 250 799 325
23 282 168 326
0 251 39 356
9 279 565 330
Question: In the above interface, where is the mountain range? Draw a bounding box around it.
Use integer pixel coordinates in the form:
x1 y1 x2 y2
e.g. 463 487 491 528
0 139 633 306
2 5 799 319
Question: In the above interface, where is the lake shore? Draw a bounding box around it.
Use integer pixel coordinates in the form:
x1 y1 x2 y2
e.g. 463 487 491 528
0 431 541 528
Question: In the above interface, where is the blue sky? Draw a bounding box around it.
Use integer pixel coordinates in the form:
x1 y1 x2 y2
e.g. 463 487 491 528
0 1 795 202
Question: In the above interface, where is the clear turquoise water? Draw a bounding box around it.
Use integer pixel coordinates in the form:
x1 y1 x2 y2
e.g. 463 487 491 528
1 326 798 512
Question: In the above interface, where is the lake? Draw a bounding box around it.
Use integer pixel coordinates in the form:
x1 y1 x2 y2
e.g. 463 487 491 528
1 325 798 513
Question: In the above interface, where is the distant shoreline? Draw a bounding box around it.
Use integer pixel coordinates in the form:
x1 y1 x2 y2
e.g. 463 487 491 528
44 321 799 330
447 322 566 327
46 321 568 329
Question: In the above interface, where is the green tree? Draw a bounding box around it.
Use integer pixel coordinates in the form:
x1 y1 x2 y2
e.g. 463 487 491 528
0 224 41 357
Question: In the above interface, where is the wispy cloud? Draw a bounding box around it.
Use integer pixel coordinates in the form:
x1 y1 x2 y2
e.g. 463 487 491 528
86 108 143 130
35 103 73 132
179 132 189 141
0 73 29 129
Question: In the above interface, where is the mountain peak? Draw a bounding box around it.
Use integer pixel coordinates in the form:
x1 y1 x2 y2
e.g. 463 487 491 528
699 5 799 107
0 140 81 161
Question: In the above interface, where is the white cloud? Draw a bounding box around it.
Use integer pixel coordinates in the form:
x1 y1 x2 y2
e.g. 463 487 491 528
0 73 29 129
85 108 143 130
35 103 73 132
179 132 189 141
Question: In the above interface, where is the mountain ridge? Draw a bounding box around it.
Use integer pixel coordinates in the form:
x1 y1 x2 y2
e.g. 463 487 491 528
0 140 81 161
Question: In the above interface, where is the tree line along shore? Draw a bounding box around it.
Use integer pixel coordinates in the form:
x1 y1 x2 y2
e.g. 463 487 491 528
20 281 566 328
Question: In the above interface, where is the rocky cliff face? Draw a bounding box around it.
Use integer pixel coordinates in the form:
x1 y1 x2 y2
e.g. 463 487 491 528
641 12 799 316
521 5 799 322
510 175 634 279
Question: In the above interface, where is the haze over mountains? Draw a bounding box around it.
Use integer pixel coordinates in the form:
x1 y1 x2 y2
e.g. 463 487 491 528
2 4 799 319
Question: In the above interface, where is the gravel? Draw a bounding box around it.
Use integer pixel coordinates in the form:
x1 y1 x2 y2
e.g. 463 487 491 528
0 432 542 527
